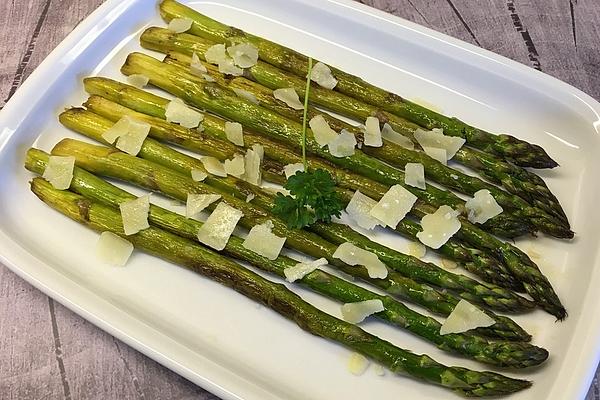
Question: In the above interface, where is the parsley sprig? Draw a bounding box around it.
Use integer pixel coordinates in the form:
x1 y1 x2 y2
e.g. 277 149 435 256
272 58 344 229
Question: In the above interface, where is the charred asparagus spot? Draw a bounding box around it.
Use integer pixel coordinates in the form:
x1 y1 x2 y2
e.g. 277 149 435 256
26 149 548 368
29 178 533 396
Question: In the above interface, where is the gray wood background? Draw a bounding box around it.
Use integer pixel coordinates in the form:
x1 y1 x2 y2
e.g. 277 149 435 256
1 0 599 399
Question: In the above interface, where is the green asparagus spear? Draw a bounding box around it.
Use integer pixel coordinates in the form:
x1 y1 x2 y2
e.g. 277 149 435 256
26 148 547 368
81 92 523 292
158 0 557 169
29 178 533 395
81 78 562 315
141 29 568 228
49 137 531 339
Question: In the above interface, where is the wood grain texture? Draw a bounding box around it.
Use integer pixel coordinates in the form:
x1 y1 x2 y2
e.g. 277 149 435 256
0 0 599 399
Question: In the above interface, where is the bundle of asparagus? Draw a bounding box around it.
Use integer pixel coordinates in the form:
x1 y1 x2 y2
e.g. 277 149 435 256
158 0 558 169
26 149 548 369
25 1 575 396
112 52 567 319
28 178 533 396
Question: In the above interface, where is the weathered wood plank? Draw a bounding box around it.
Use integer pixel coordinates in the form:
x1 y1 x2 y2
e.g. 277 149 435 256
572 0 600 101
54 302 212 400
0 0 51 109
0 268 63 400
512 0 594 99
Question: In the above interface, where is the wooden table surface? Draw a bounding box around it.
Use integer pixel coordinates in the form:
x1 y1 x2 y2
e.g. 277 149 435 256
1 1 599 399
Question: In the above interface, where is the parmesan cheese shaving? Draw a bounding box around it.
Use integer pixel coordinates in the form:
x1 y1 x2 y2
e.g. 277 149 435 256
465 189 503 224
196 202 243 250
346 191 382 230
96 231 133 267
218 58 243 76
416 205 461 249
186 193 221 218
168 17 193 33
119 195 150 235
369 185 417 228
232 88 259 104
333 242 388 279
245 193 255 202
373 364 385 376
284 257 328 282
190 52 208 76
381 123 414 149
201 157 227 177
404 162 426 189
341 299 384 324
406 242 426 259
202 74 216 82
224 121 244 146
126 74 149 89
115 119 150 156
102 116 150 156
439 299 495 335
226 43 259 68
102 116 130 144
328 129 356 157
363 117 383 147
165 98 204 128
310 62 338 89
42 155 75 190
414 128 466 160
273 88 304 110
204 43 227 64
347 353 369 376
441 259 458 269
423 146 448 165
224 154 246 177
309 115 338 147
283 163 304 179
191 169 208 182
242 144 263 186
242 220 286 260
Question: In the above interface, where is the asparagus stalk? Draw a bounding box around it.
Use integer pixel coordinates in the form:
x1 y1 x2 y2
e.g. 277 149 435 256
49 138 531 340
26 149 548 368
158 0 557 169
80 78 563 318
142 28 568 228
120 52 546 240
81 92 523 292
29 178 533 396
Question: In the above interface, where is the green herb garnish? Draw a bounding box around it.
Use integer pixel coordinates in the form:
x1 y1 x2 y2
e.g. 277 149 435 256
273 58 344 228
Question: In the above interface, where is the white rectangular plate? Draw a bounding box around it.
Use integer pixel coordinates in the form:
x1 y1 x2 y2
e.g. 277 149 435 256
1 1 599 399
